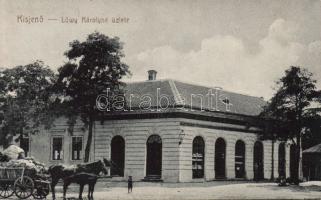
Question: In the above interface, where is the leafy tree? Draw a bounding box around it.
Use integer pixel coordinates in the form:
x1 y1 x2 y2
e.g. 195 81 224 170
260 66 321 184
301 108 321 149
55 32 130 162
0 61 56 148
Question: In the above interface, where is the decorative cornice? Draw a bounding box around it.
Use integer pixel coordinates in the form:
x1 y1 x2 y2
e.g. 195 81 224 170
180 122 262 134
97 108 264 129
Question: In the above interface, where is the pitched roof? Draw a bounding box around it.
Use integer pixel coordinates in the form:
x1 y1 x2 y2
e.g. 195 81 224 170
123 79 266 116
303 144 321 154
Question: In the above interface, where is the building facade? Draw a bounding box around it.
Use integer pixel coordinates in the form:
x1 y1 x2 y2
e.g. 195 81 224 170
22 72 292 182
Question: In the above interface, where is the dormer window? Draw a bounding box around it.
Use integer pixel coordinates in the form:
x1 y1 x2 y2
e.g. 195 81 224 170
222 98 229 105
222 97 231 111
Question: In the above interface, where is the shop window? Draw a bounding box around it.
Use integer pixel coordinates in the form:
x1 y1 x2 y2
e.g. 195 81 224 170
192 136 205 179
215 138 226 178
235 140 246 178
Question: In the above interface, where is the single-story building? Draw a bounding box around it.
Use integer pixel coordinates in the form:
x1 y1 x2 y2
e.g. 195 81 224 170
18 70 293 182
303 143 321 181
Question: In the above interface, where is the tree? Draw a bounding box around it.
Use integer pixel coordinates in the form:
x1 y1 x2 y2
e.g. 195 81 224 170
260 66 321 184
301 108 321 149
55 32 130 162
0 61 56 147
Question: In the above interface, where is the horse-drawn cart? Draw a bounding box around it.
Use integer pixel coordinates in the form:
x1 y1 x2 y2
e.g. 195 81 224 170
0 165 50 199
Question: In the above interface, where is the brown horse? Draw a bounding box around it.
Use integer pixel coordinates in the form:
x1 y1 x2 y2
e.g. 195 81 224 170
48 159 109 199
63 173 98 200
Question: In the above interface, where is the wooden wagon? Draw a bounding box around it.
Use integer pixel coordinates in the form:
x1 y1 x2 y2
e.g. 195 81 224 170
0 165 50 199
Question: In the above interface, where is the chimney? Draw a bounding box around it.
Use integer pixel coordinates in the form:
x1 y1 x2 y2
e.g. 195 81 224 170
148 70 157 81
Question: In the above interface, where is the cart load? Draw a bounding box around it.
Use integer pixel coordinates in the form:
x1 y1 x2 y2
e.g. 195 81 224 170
0 157 50 199
2 145 25 160
0 157 46 173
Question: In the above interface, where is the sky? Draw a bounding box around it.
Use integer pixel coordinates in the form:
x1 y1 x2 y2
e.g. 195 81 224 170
0 0 320 99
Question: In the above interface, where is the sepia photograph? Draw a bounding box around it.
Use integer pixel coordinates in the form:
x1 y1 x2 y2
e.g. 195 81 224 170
0 0 321 199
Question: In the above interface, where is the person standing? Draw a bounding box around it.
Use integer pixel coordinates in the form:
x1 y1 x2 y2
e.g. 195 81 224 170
128 176 133 193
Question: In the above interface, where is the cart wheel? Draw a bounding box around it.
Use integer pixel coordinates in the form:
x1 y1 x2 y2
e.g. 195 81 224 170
32 182 50 199
14 176 34 199
0 183 14 198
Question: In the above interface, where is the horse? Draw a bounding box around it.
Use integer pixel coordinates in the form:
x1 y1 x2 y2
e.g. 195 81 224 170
102 158 123 175
48 159 109 199
63 173 98 200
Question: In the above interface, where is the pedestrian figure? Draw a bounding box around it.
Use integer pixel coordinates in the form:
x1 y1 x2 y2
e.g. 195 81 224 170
128 176 133 193
278 175 287 186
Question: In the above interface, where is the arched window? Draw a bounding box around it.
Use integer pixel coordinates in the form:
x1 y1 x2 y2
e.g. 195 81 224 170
111 136 125 176
146 135 162 177
215 138 226 179
192 136 205 178
235 140 246 178
253 141 264 180
278 143 286 177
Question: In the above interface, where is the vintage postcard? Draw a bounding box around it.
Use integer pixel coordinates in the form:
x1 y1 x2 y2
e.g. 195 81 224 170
0 0 321 199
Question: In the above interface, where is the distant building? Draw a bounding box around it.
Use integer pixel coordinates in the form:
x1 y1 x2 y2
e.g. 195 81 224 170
21 71 293 182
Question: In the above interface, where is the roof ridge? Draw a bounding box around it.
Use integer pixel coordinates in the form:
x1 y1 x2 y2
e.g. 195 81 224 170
168 80 184 104
303 143 321 153
125 78 170 84
171 79 265 101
